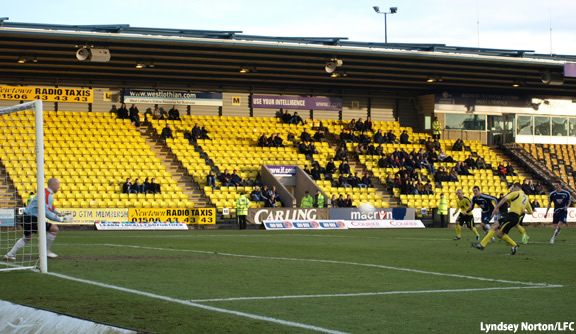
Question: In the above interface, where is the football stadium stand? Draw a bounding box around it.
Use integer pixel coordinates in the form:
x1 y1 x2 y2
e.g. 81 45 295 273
2 110 574 219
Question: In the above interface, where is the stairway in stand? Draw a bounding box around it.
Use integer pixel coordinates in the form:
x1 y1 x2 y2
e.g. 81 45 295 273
0 164 22 208
324 133 401 207
138 127 209 208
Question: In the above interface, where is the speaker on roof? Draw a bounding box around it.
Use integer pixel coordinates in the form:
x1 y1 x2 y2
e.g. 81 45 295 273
325 59 343 73
75 48 111 62
76 48 90 61
89 49 111 62
541 70 564 85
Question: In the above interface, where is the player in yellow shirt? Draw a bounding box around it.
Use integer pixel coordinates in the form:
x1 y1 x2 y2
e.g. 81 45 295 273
472 183 531 255
452 189 480 240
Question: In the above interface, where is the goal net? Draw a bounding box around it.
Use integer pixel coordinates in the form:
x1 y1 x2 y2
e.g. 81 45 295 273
0 100 48 273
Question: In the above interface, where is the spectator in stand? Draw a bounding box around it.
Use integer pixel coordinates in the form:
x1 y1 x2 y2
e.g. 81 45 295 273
437 149 454 163
344 194 354 207
267 186 279 201
265 193 277 207
385 174 394 189
336 194 346 207
250 186 263 202
339 174 350 188
129 104 141 127
230 170 246 187
143 178 151 193
373 129 385 144
152 105 163 120
325 158 337 175
335 146 347 162
191 123 202 140
425 137 435 153
377 154 387 168
300 128 313 142
340 129 354 143
416 181 425 195
449 167 459 182
311 165 322 180
535 181 545 195
393 174 402 188
476 156 487 169
386 130 398 144
452 139 464 151
219 169 234 187
365 116 374 132
349 172 361 187
258 133 270 147
117 103 129 119
532 198 541 208
150 178 160 194
497 162 507 181
330 195 338 207
458 161 474 176
339 159 351 175
281 110 292 123
133 178 143 193
168 105 181 120
308 142 319 155
313 129 325 142
432 138 441 151
274 133 284 147
122 178 135 194
400 130 411 144
289 112 305 125
355 118 365 132
506 162 518 176
347 119 356 131
464 154 477 170
299 141 311 157
206 170 216 189
361 172 373 188
522 179 534 195
161 124 174 141
424 181 434 195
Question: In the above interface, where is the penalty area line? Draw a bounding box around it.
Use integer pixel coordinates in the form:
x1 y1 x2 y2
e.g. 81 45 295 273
190 285 563 303
46 272 348 334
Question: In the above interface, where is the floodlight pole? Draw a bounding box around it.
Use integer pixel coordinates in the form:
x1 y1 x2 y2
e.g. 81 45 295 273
373 6 397 44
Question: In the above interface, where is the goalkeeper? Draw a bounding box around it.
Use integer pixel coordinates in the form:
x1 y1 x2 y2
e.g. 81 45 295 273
4 178 71 260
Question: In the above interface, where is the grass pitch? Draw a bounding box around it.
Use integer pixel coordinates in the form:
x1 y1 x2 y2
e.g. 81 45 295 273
0 227 574 333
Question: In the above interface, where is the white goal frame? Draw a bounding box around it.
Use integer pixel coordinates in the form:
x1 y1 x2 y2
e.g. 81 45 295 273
0 100 47 273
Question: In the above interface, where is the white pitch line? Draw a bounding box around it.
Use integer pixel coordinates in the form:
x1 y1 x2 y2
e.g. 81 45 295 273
190 285 563 303
63 243 558 287
46 272 349 334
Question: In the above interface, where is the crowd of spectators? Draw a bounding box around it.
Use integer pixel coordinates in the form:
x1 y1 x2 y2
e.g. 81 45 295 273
250 185 281 207
122 177 161 194
184 123 210 144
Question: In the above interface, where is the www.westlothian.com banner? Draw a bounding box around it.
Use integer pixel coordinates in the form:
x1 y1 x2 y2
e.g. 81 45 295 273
124 90 223 106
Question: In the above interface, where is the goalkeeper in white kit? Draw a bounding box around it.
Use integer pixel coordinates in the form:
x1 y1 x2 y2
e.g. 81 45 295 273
4 178 72 260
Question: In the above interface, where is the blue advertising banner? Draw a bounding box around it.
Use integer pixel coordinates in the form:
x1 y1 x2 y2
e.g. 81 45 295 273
252 95 342 111
124 90 223 106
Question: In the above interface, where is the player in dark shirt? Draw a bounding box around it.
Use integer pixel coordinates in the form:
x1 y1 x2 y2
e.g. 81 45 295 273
545 180 572 244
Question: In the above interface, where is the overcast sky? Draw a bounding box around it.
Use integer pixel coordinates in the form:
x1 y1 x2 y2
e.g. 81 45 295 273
3 0 576 55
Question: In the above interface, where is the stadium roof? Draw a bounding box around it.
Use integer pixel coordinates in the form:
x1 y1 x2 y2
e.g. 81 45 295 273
1 20 575 97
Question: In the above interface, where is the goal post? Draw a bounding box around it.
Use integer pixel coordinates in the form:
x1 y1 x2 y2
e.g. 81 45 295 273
0 100 47 273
